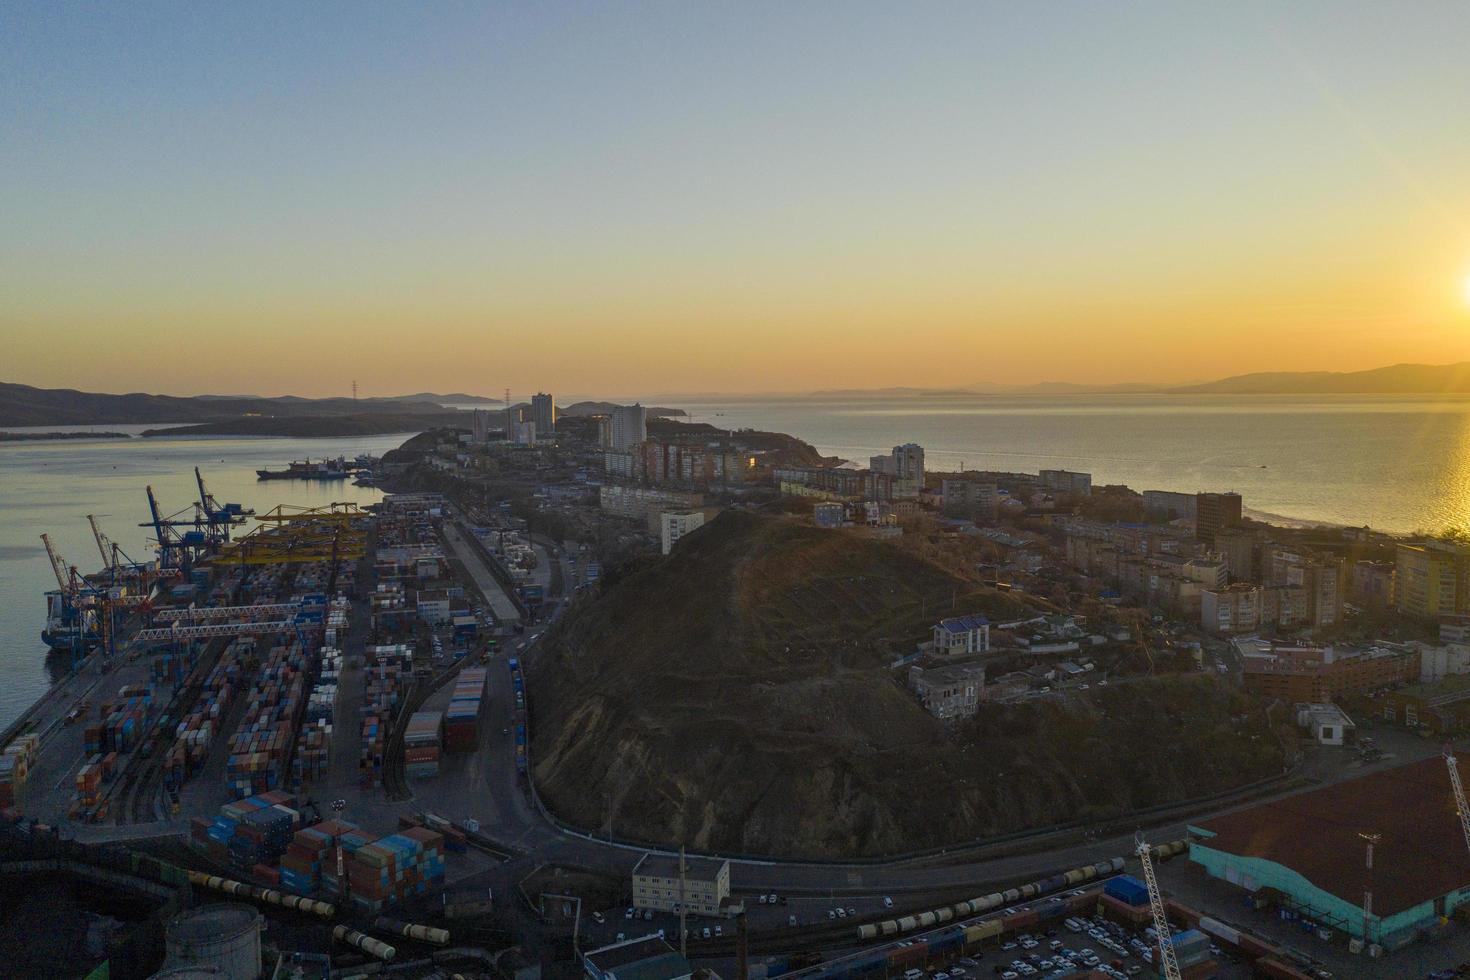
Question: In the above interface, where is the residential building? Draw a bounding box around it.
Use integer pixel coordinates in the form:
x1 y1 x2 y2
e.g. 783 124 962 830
583 936 692 980
1267 549 1346 629
1188 756 1470 943
1443 615 1470 645
908 663 987 721
812 502 845 528
610 403 648 452
1142 489 1196 521
1294 703 1355 746
595 415 613 448
1195 492 1242 544
1039 469 1092 497
631 854 730 917
1201 583 1262 635
932 614 990 656
532 392 556 435
599 485 703 522
1240 642 1418 703
942 478 999 521
471 408 491 444
659 510 707 555
1214 528 1258 583
1418 642 1470 684
512 419 537 445
1351 560 1396 611
1396 541 1470 619
604 451 636 479
871 444 925 497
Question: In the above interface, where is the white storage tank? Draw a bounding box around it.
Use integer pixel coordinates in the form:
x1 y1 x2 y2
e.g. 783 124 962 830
165 903 262 980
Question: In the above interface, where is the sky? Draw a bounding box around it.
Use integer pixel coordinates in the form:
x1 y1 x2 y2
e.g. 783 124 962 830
4 2 1470 398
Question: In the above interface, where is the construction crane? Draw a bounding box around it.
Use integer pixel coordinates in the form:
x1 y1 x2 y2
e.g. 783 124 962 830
1444 747 1470 861
1136 834 1182 980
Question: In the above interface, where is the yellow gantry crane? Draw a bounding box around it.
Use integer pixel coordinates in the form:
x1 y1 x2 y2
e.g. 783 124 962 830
211 503 368 565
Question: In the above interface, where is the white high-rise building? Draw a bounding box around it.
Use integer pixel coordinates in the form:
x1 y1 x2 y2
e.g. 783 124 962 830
610 403 648 452
660 510 707 555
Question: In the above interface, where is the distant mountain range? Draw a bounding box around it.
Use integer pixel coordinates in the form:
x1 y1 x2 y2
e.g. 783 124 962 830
1169 362 1470 395
813 361 1470 397
0 382 452 427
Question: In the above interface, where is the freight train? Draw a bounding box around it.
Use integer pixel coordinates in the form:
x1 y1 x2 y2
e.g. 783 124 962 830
855 852 1147 941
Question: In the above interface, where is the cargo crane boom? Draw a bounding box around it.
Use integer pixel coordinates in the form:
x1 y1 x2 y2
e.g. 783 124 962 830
87 514 116 571
1444 748 1470 860
40 533 74 595
1136 835 1182 980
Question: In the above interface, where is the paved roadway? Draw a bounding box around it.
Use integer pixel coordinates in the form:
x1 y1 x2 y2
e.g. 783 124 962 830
442 521 522 626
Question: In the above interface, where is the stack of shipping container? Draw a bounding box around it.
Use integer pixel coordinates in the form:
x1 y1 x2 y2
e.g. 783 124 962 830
344 826 446 913
163 638 250 793
280 817 360 897
293 645 341 789
359 645 412 788
86 685 153 756
225 639 308 799
0 734 38 809
403 711 442 779
188 790 300 874
444 668 486 753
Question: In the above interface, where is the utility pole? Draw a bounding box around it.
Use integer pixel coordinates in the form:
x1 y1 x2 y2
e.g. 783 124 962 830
1358 831 1379 948
679 845 688 958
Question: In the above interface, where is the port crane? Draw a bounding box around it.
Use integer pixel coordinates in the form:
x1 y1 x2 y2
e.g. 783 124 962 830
1136 834 1182 980
87 514 116 573
141 484 215 573
193 467 252 546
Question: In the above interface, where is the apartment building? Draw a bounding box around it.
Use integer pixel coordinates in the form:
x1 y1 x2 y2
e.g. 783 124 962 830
1039 469 1092 497
1201 583 1263 635
1241 643 1418 703
631 854 730 917
1396 541 1470 619
659 510 707 555
1195 492 1243 545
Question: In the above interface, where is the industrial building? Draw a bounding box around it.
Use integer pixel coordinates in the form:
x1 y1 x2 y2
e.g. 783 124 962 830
631 853 730 917
1188 755 1470 947
583 935 692 980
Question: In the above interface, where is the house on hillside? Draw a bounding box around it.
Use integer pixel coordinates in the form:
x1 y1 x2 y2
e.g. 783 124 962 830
933 614 990 657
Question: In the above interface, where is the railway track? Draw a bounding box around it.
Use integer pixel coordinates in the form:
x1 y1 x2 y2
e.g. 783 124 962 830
382 655 476 802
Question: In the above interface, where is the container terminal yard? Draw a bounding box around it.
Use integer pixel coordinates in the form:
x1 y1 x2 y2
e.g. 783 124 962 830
5 472 1470 980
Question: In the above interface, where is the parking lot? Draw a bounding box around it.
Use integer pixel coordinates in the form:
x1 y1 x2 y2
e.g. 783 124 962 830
925 908 1249 980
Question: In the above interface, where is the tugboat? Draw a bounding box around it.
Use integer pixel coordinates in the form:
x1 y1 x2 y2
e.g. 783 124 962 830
256 457 350 481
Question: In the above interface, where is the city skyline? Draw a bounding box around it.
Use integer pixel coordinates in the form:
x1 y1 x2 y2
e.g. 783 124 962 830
5 2 1470 397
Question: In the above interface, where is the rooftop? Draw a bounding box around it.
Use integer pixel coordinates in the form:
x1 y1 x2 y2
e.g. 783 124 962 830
584 937 689 980
633 852 728 881
1191 755 1470 917
937 614 989 633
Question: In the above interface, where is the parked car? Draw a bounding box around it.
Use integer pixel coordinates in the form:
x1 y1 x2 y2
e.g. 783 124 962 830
884 896 894 909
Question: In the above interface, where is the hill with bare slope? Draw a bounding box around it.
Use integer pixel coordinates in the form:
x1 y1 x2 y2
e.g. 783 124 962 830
529 511 1286 858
